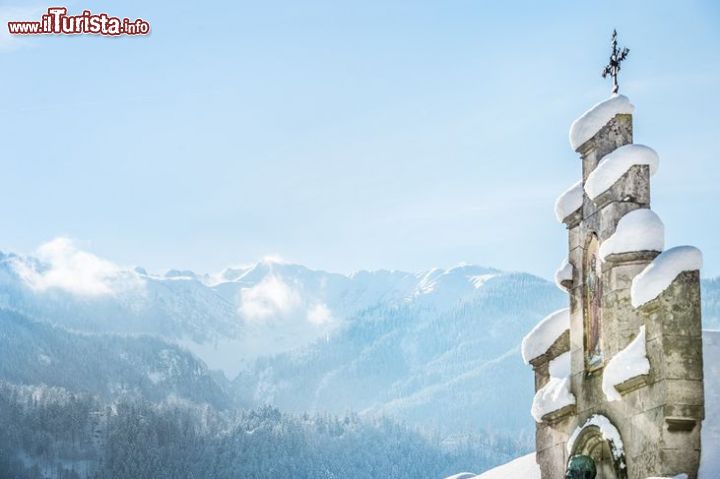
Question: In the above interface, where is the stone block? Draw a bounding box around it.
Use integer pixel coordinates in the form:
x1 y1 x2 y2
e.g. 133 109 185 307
614 374 649 399
645 336 664 381
537 443 569 479
569 224 584 252
634 381 664 412
629 407 663 448
598 201 646 241
664 404 704 421
570 312 584 351
536 421 571 450
662 418 701 450
534 363 549 390
658 448 701 479
642 272 702 338
593 164 651 212
664 379 705 407
579 114 633 172
629 449 661 479
661 335 704 381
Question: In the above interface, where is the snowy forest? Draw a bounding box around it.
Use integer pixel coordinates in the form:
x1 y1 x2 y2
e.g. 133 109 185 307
0 382 522 478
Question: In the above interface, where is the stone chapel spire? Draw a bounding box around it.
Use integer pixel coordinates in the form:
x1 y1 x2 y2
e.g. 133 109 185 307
522 33 705 479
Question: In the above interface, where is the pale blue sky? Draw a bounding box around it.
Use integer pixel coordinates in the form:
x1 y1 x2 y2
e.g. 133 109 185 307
1 1 719 279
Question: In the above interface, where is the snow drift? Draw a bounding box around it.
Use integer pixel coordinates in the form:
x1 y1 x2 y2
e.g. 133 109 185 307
569 95 635 151
585 144 659 200
531 352 575 422
598 209 664 261
631 246 703 308
554 180 583 222
601 326 650 401
521 308 570 364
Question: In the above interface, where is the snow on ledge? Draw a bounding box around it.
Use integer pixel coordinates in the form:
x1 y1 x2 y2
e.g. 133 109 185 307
631 246 703 308
599 209 664 261
566 414 625 463
646 474 688 479
531 352 575 422
554 180 583 222
569 95 635 151
554 258 573 291
522 308 570 364
585 144 659 200
602 326 650 401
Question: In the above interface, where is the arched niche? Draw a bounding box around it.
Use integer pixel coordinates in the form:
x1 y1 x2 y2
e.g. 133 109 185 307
567 415 627 479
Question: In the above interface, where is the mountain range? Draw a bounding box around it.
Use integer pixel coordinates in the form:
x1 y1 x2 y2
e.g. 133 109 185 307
2 239 719 442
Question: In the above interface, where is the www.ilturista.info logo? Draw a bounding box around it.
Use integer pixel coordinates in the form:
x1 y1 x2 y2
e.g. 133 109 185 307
7 7 150 36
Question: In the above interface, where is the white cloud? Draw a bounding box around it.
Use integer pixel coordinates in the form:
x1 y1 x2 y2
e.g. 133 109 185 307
237 274 338 353
11 237 142 296
260 254 287 264
239 275 303 321
307 303 332 325
239 275 335 326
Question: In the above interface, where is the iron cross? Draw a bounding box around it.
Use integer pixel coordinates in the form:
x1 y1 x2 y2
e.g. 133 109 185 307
602 30 630 94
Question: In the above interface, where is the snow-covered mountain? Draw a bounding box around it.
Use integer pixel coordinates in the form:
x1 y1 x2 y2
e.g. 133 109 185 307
2 239 720 441
0 309 233 409
0 240 558 374
0 245 239 344
233 269 565 438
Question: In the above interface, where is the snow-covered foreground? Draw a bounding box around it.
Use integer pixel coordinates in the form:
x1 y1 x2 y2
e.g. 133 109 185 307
472 453 539 478
444 453 539 479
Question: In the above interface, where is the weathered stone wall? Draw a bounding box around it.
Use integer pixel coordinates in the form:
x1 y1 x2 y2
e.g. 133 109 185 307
533 332 574 476
643 270 704 478
535 111 704 479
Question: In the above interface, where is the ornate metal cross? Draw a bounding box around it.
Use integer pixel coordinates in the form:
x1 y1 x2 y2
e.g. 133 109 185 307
602 29 630 94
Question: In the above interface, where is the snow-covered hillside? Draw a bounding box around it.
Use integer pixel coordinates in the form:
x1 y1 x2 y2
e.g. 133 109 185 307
233 269 565 437
3 239 720 443
0 241 558 373
443 454 540 479
0 241 566 439
1 245 429 369
0 309 233 408
473 453 540 478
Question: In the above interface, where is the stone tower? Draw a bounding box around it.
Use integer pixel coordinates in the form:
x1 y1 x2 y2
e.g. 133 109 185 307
521 94 705 478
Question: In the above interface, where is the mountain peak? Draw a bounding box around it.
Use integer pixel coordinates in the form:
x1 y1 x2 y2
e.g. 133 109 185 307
164 269 198 280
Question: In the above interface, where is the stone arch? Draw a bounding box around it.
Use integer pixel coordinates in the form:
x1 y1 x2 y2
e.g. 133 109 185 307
567 415 627 479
